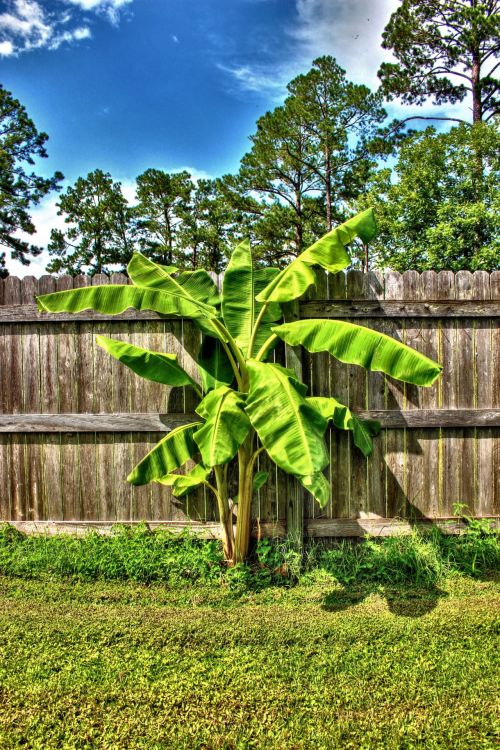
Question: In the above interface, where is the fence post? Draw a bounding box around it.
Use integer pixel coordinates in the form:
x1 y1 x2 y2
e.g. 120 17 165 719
283 300 305 551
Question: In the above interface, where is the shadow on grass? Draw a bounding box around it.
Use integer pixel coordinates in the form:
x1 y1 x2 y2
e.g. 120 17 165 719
321 583 447 617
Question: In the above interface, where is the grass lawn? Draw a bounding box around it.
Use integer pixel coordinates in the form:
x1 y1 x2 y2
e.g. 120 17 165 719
0 574 498 750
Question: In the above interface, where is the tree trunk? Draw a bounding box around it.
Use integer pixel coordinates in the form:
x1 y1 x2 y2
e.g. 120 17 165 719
471 52 482 124
325 147 332 231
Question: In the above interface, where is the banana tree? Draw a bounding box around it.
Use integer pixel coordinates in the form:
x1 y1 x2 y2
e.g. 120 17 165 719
36 209 442 564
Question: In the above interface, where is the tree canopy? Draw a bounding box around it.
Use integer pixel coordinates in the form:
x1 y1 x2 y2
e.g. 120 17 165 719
356 121 500 271
378 0 500 123
0 85 62 278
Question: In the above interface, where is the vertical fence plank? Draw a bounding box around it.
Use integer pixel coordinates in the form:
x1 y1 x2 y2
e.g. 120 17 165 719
403 270 425 518
92 274 115 522
473 271 492 516
490 272 500 514
20 277 43 520
38 275 62 521
327 272 351 519
346 271 369 518
365 271 386 518
5 277 25 521
455 271 476 512
437 271 458 515
384 272 406 517
419 271 440 517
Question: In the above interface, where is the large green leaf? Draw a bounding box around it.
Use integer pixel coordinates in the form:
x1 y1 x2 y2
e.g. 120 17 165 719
96 335 197 389
197 335 234 392
222 239 282 355
272 319 442 386
36 284 215 320
176 270 220 307
127 423 201 485
245 361 329 503
306 396 381 457
297 473 330 508
156 463 211 498
127 253 218 318
193 386 251 466
256 209 377 304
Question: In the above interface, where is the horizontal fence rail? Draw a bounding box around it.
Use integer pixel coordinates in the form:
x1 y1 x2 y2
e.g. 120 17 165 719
0 269 499 534
2 409 500 432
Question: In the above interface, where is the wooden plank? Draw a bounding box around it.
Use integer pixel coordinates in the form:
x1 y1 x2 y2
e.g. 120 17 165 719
4 277 26 521
3 409 499 433
326 272 351 519
300 300 500 318
305 516 500 538
20 277 43 521
6 516 498 539
419 271 440 517
5 298 500 323
474 271 493 516
491 272 500 514
366 271 386 518
437 271 459 515
37 275 62 521
402 270 425 518
384 272 406 517
346 271 368 518
454 271 476 513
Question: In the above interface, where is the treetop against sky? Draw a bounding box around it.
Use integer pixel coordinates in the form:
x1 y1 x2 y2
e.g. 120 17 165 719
0 0 487 275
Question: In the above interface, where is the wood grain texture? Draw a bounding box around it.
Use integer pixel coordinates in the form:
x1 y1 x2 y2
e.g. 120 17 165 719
0 270 499 532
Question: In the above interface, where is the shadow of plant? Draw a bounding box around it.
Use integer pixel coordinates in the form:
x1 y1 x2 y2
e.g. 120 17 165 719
322 583 447 617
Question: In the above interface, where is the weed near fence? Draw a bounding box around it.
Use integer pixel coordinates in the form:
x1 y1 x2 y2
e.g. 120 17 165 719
1 521 498 589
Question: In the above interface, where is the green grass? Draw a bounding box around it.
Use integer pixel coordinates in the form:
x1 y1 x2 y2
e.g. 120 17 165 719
0 574 498 749
0 524 498 748
1 520 499 588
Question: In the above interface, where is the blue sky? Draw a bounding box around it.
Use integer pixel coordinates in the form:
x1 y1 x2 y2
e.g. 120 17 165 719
0 0 465 274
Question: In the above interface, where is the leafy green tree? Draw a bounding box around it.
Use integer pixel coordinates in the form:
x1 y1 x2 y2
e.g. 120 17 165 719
36 209 441 564
178 178 243 272
286 57 393 231
232 100 322 260
0 85 63 277
378 0 500 124
47 170 134 276
357 122 500 271
134 169 193 266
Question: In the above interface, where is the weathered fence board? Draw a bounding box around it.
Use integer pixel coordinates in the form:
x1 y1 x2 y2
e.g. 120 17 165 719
1 270 499 532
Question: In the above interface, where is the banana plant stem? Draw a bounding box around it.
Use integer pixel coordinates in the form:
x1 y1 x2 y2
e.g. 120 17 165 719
247 302 269 359
255 334 278 362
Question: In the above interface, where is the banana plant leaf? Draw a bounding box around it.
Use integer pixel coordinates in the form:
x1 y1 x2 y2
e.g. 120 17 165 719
245 361 329 502
306 396 381 457
156 463 211 498
176 269 220 308
127 422 201 485
222 239 282 355
197 335 234 392
256 209 377 304
252 470 269 492
36 283 215 320
297 473 330 508
96 335 198 389
127 253 219 313
272 319 442 386
194 386 251 466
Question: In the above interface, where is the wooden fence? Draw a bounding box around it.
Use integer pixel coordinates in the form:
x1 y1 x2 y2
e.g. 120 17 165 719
0 269 499 538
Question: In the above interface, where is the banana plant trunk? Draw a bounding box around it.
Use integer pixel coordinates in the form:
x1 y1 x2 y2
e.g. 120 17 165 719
234 437 255 563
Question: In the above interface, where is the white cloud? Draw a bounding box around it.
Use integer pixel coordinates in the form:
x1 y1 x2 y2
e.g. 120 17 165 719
4 194 64 277
218 0 400 97
0 0 130 56
171 34 179 43
0 40 15 56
